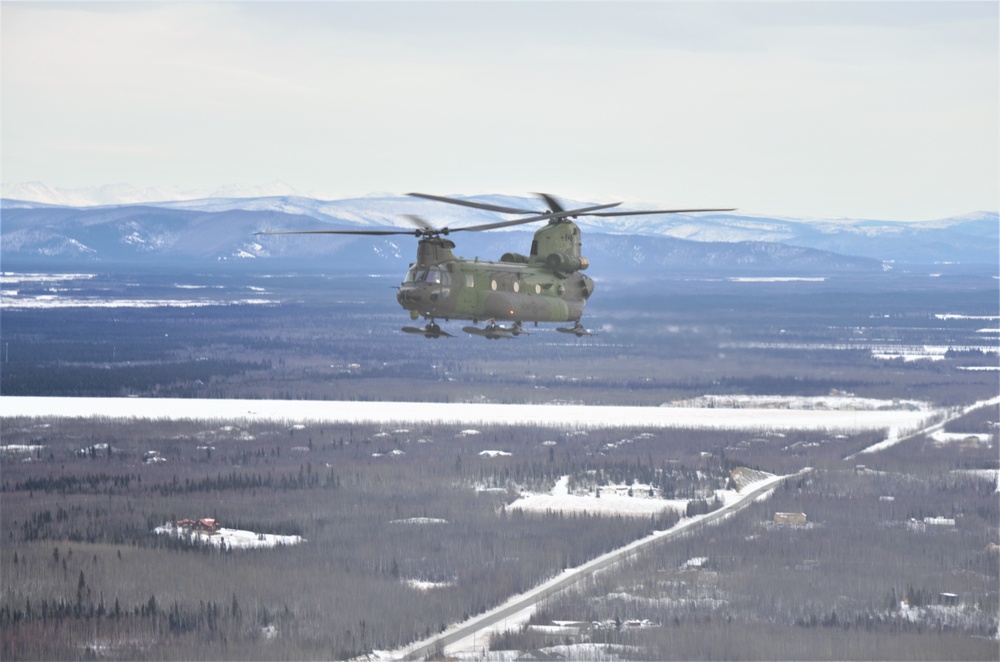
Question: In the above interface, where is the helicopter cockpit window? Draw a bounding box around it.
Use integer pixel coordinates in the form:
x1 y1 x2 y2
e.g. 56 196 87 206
405 267 449 285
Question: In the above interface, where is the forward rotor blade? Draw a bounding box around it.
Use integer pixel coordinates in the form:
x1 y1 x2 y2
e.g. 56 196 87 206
582 207 737 217
255 228 421 237
407 192 541 215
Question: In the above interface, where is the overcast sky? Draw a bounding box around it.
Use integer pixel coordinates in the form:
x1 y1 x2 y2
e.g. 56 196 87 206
2 1 997 220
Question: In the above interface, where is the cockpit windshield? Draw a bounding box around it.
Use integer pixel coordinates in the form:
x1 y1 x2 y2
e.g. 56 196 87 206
404 266 449 285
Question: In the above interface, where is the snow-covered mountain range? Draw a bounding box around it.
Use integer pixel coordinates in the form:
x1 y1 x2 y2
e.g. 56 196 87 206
1 180 306 208
2 184 996 272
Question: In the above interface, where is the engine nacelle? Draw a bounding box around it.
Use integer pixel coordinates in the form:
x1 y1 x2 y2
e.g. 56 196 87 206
545 253 588 274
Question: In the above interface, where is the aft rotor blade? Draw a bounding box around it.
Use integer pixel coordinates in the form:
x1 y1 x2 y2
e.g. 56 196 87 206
409 191 734 219
533 193 566 215
407 192 541 215
402 214 437 232
449 202 623 233
583 207 737 217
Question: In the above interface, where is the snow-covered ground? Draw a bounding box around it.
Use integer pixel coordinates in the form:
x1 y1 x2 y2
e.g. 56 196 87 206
669 394 929 411
152 523 304 549
727 276 826 282
722 340 998 363
0 272 96 284
0 396 937 434
509 476 689 517
951 469 1000 492
2 294 276 309
479 450 512 457
935 314 1000 321
930 430 993 445
390 517 448 525
0 444 45 455
404 579 455 591
849 395 999 458
0 272 277 309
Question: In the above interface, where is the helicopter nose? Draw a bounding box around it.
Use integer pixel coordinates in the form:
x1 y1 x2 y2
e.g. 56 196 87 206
397 287 417 306
397 284 445 309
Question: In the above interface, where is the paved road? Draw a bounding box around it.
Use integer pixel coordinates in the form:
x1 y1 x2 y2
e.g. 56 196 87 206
401 471 804 660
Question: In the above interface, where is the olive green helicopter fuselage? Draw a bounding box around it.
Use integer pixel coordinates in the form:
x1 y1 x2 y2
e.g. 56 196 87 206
397 220 593 329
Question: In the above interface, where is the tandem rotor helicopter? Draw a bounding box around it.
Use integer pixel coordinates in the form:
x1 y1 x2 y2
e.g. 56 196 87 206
257 193 734 339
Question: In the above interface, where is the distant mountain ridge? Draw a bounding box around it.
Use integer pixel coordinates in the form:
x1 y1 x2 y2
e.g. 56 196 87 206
1 180 306 208
2 188 996 271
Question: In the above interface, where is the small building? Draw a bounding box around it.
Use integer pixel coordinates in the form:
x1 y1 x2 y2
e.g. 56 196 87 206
177 517 220 534
774 512 808 525
195 518 219 533
682 556 709 570
527 621 590 642
622 619 654 629
939 592 959 606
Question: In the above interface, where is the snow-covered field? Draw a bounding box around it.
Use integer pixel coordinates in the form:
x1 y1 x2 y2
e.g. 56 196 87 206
0 272 277 309
0 444 45 455
930 430 993 445
1 295 276 309
152 523 304 549
668 394 929 411
722 340 998 363
509 476 689 517
0 396 938 434
0 272 96 284
727 276 826 282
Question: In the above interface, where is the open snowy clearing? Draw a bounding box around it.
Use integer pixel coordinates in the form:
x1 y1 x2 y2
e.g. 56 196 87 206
930 430 993 446
1 295 276 309
152 523 305 550
509 476 689 517
0 272 97 284
0 396 937 434
723 340 998 362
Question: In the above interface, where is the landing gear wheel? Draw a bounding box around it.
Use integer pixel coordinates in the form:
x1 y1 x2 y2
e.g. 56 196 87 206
401 320 453 338
557 321 594 337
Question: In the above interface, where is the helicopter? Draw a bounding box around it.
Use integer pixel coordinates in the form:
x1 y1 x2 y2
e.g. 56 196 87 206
257 193 734 338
